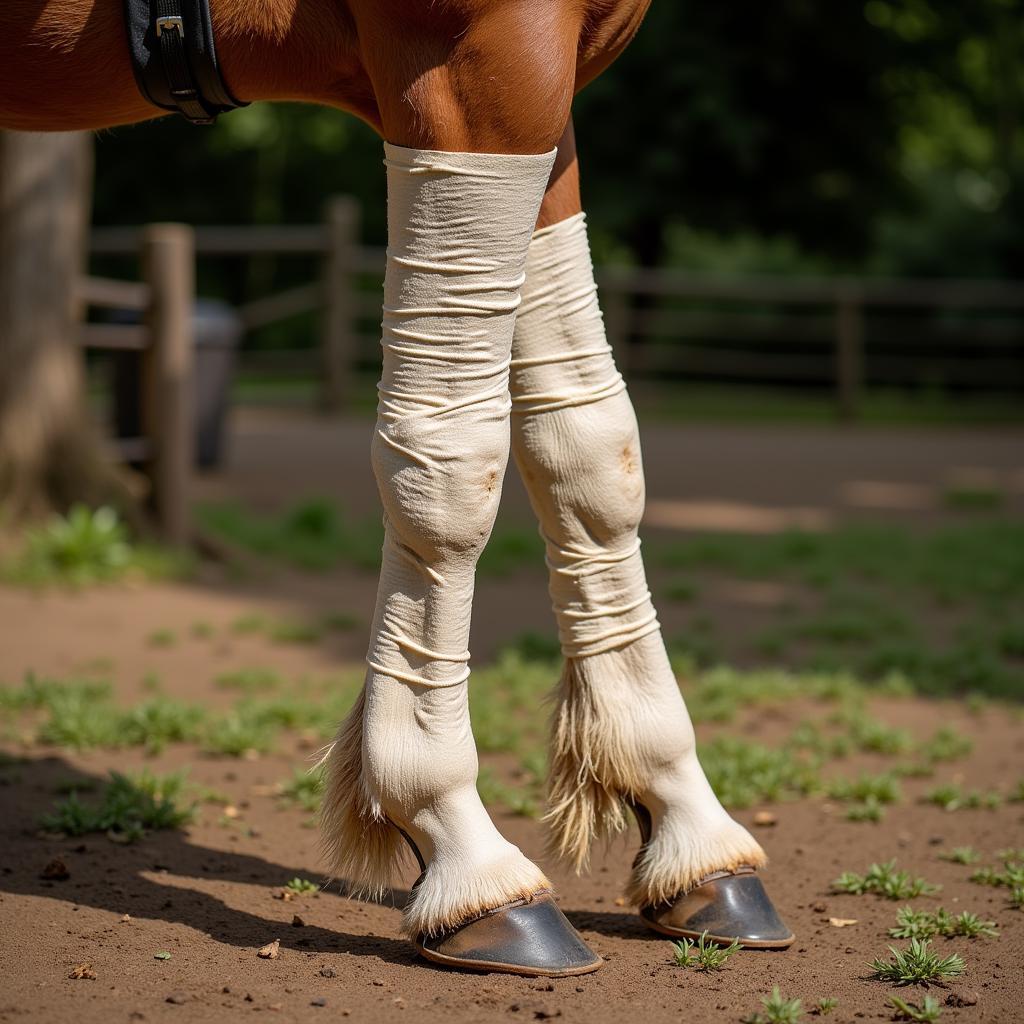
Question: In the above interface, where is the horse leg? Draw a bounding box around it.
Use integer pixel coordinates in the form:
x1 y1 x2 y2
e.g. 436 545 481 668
510 121 793 948
320 6 601 976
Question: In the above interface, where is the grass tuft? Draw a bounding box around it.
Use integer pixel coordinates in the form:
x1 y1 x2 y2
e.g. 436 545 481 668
670 931 740 970
40 770 194 842
741 986 804 1024
868 938 965 985
888 995 943 1022
833 860 940 900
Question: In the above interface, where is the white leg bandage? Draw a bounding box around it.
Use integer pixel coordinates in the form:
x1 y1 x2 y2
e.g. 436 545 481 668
322 143 557 937
510 213 765 904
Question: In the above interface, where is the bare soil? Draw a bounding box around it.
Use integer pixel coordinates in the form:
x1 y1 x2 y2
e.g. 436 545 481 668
2 415 1023 1023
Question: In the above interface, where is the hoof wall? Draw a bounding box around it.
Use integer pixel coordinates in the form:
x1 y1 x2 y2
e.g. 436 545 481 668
640 871 794 949
416 891 602 977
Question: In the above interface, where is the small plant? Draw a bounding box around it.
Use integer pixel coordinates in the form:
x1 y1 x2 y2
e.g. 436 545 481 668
1008 885 1024 909
284 877 319 895
846 797 885 822
969 858 1024 889
827 772 901 805
917 727 972 764
888 994 942 1022
813 996 838 1016
938 846 979 864
278 766 324 813
923 784 1001 811
741 986 804 1024
41 770 194 841
889 906 944 940
833 860 940 900
889 906 996 940
214 667 282 692
669 931 740 970
868 938 965 985
945 911 998 938
146 629 176 648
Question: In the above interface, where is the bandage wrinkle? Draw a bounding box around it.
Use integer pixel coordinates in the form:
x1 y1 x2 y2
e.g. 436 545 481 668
511 212 662 659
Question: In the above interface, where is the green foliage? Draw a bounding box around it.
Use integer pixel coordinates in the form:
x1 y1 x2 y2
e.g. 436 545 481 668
923 784 1001 811
827 773 901 805
889 906 997 940
698 736 819 808
938 846 980 864
2 505 187 586
813 997 838 1017
741 986 804 1024
888 995 943 1023
868 938 965 985
477 767 539 819
41 770 194 841
214 667 283 692
278 766 325 813
284 877 319 895
670 931 740 970
917 727 973 763
146 629 177 648
833 860 940 900
846 798 885 822
196 498 383 572
969 858 1024 889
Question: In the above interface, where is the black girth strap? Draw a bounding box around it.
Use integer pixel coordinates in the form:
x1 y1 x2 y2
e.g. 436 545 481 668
123 0 248 125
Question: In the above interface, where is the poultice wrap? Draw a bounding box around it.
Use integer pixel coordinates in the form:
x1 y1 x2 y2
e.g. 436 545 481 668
511 213 661 658
368 143 557 689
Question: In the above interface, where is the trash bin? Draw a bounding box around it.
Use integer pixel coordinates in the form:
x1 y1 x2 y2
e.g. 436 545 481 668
192 300 242 469
108 298 243 470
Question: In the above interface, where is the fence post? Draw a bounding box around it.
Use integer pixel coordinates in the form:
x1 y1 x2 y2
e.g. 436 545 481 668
321 195 360 412
835 285 864 422
142 223 194 546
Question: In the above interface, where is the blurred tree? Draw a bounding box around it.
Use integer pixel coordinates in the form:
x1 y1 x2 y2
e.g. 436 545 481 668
0 131 134 522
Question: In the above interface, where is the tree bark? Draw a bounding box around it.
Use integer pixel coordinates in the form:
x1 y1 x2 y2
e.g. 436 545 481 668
0 130 133 524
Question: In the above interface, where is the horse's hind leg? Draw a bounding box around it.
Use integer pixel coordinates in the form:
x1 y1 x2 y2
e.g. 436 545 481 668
510 124 793 948
320 6 601 976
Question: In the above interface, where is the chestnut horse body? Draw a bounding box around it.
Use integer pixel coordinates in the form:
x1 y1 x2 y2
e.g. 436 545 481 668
1 0 650 224
1 0 797 976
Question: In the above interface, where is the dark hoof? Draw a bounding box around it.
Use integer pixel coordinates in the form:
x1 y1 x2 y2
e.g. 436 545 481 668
640 870 795 949
416 891 603 977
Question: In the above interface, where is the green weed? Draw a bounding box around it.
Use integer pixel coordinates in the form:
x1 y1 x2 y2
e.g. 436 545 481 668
41 769 194 841
888 995 943 1023
284 877 319 895
278 766 325 813
938 846 980 865
214 667 283 692
868 938 965 985
2 505 188 586
741 986 804 1024
889 907 996 940
827 773 900 805
699 736 819 808
813 997 838 1017
670 931 740 970
146 629 176 648
833 860 940 900
923 784 1001 811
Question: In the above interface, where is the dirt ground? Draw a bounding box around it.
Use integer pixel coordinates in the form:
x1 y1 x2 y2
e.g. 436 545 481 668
1 413 1023 1023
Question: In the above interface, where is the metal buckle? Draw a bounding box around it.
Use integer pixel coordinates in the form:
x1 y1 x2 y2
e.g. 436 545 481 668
155 15 184 36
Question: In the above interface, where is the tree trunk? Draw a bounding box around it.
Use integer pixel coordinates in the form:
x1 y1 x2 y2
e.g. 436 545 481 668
0 130 134 524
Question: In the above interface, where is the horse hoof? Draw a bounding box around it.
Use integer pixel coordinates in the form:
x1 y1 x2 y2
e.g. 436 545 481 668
639 869 795 949
415 890 603 977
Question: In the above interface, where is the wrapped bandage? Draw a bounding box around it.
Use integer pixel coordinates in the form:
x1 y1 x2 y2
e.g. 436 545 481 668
323 143 557 939
368 143 556 688
511 212 661 658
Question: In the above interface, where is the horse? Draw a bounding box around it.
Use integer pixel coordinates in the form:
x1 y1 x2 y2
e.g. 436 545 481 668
0 0 792 976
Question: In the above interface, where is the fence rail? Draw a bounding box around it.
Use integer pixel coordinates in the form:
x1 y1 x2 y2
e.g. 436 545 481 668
89 201 1024 423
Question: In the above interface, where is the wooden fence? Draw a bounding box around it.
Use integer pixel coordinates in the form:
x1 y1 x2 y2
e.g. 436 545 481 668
89 199 1024 429
79 224 193 544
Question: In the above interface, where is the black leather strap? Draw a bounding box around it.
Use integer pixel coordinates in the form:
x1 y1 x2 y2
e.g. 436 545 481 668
123 0 248 124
